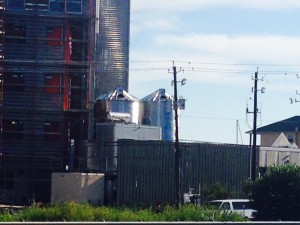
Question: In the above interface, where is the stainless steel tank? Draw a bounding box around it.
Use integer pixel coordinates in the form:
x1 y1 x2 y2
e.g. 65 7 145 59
141 89 175 141
94 86 141 124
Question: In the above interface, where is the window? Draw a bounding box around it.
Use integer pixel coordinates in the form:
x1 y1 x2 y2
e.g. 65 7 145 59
49 0 82 13
45 74 60 94
44 121 59 132
7 0 24 10
49 0 64 12
0 169 14 191
0 21 2 38
5 22 26 44
2 119 23 140
3 120 23 132
287 134 294 143
220 202 231 210
44 121 60 141
67 0 82 13
47 26 62 46
25 0 49 11
232 202 251 210
3 72 25 92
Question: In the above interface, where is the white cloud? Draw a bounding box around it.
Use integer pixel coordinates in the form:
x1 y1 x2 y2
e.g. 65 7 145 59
132 0 300 12
145 19 178 31
130 33 300 86
153 34 300 65
130 13 179 37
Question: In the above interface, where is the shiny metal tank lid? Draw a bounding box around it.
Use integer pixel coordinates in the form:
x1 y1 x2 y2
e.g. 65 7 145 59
96 86 139 101
141 89 173 102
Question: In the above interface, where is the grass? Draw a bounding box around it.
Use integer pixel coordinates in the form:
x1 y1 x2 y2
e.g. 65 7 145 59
0 202 246 222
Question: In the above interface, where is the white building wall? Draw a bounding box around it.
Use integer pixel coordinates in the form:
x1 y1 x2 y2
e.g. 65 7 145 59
260 147 300 167
51 173 105 206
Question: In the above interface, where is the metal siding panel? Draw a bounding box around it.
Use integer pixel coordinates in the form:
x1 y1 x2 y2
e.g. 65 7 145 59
117 140 252 206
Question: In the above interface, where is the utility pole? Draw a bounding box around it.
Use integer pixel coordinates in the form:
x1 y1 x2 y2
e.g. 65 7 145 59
236 120 239 144
250 68 266 180
173 63 181 207
246 68 265 180
170 62 186 207
251 69 258 181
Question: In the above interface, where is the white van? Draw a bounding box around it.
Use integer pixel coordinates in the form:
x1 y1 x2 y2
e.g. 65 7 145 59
209 199 255 219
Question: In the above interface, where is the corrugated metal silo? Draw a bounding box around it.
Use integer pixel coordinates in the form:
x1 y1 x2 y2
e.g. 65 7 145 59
94 86 141 124
142 89 175 141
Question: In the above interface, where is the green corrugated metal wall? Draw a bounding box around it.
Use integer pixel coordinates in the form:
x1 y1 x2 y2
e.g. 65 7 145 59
117 140 253 207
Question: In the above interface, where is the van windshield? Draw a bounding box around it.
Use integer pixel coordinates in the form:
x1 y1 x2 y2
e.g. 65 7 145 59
209 202 222 209
232 201 251 210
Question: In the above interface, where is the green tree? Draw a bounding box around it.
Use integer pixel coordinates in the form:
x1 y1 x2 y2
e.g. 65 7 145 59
201 183 235 202
246 165 300 221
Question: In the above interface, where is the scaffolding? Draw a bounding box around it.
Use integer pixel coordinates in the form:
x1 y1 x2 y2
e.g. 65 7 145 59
0 0 3 163
0 0 89 203
0 0 130 204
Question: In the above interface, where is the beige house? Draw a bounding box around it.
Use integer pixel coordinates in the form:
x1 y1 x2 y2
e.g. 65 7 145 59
257 116 300 147
256 116 300 169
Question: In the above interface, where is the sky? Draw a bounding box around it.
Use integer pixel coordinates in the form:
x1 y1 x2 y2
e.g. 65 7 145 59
128 0 300 145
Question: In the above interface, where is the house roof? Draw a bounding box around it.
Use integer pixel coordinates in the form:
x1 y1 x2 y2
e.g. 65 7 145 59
256 116 300 133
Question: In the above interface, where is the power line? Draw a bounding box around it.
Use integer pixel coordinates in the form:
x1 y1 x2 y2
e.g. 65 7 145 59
181 115 241 121
2 59 300 75
129 60 300 75
130 60 300 67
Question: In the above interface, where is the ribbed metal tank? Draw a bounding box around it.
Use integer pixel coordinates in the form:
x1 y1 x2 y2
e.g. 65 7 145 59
94 86 141 124
94 0 130 97
141 89 175 141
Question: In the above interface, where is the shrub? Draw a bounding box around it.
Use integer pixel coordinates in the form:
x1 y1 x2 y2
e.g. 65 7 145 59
94 206 118 221
59 202 95 221
201 183 235 202
0 213 14 222
0 202 245 222
245 165 300 221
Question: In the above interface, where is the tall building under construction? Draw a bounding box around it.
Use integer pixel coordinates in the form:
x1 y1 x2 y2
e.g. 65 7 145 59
0 0 130 204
